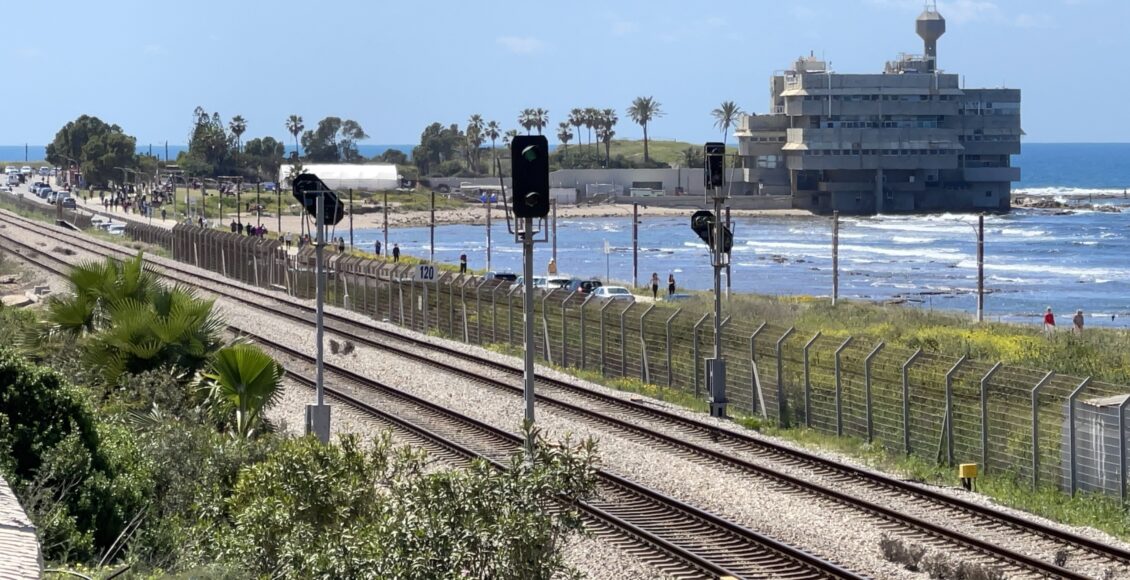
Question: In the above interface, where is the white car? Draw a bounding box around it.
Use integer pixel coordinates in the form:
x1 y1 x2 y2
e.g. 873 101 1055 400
592 286 635 302
105 224 126 235
20 166 32 176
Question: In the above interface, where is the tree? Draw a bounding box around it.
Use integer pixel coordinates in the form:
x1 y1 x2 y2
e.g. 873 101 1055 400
375 148 408 165
627 96 663 163
412 122 463 177
597 108 618 166
484 120 501 175
285 115 304 159
201 344 284 439
681 146 704 168
182 106 233 177
532 108 549 135
42 253 158 339
45 115 138 188
568 109 584 154
556 122 573 160
518 109 536 135
583 107 599 151
466 114 485 172
301 117 369 163
228 115 247 154
242 137 286 182
712 100 743 144
503 129 519 147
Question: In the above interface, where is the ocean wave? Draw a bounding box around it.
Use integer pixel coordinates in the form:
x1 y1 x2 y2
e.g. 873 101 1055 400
956 259 1129 279
998 228 1047 238
1016 187 1129 197
747 240 964 261
891 236 936 244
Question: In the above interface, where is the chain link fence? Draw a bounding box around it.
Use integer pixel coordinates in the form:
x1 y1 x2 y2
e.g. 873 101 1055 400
124 222 1130 501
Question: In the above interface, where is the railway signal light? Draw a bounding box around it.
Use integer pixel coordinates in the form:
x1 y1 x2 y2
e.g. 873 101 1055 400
690 209 733 254
510 135 550 218
704 142 725 190
292 173 344 226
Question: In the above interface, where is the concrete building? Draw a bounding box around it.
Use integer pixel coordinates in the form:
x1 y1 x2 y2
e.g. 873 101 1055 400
734 3 1021 214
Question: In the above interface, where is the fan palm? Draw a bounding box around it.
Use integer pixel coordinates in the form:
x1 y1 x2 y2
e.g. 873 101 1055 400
533 108 549 135
485 121 501 175
43 253 158 338
201 344 285 438
598 108 618 165
467 114 485 170
711 101 743 144
627 96 664 163
556 122 573 160
518 109 536 135
286 114 304 159
229 115 247 153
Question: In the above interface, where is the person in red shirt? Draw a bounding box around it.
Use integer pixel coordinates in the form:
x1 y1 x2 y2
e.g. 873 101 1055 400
1043 307 1056 336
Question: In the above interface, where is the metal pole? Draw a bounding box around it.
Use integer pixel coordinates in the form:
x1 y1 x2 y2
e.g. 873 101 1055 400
834 337 854 436
864 342 885 443
349 188 354 249
725 206 731 300
486 199 492 271
803 331 821 428
632 202 638 288
832 210 839 306
1119 396 1130 504
276 187 281 234
522 217 536 453
305 192 330 443
977 214 984 322
1067 377 1092 496
709 193 726 418
944 355 968 466
552 198 558 262
979 362 1003 473
430 190 435 263
775 327 795 426
902 348 923 454
383 190 389 259
665 309 681 389
1031 371 1055 489
256 183 261 227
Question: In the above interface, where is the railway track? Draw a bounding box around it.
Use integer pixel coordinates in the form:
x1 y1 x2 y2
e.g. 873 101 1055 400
4 209 1129 578
1 210 858 579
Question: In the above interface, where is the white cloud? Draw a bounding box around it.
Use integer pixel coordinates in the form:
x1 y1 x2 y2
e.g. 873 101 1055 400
936 0 1000 24
496 36 544 54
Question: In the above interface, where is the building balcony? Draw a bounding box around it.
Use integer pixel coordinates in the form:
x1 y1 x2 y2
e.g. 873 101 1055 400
963 167 1020 182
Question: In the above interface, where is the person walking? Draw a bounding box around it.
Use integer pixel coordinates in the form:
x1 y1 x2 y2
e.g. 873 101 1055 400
337 237 345 253
667 273 676 296
1073 309 1085 335
1043 307 1056 336
374 239 382 256
392 243 400 262
459 253 467 274
650 272 660 299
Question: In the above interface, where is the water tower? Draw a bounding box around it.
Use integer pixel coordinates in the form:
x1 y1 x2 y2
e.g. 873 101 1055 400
916 1 946 72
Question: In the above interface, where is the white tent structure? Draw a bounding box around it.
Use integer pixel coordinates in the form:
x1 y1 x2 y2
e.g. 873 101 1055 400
278 163 399 191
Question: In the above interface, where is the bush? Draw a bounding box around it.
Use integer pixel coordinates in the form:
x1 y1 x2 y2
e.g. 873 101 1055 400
202 430 598 579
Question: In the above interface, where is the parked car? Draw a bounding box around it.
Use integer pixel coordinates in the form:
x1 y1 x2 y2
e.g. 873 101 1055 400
592 286 635 302
566 279 603 295
544 276 572 291
28 181 45 193
105 224 126 235
664 293 693 302
60 196 76 209
20 166 32 176
484 271 518 282
47 191 62 204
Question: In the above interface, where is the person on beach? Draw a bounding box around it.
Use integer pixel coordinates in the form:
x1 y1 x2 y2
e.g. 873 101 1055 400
650 272 660 299
337 237 346 253
667 273 676 296
374 240 381 256
547 258 557 275
459 254 467 274
392 243 400 262
1073 309 1085 335
1043 307 1056 336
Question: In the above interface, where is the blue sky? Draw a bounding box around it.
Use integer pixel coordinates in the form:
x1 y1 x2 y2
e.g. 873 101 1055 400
3 0 1125 146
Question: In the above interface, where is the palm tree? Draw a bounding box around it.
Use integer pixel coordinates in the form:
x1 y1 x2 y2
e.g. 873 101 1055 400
568 108 584 153
518 109 536 134
583 107 599 151
202 344 284 438
503 130 519 147
229 115 247 153
467 114 485 172
533 108 549 135
598 108 618 166
556 122 573 160
485 120 501 175
42 253 158 338
681 146 702 168
285 115 304 159
626 96 664 164
711 101 743 144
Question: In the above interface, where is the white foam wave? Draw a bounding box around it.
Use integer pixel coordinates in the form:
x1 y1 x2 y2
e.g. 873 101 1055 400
956 260 1129 279
892 236 936 244
748 240 964 261
999 228 1047 238
1016 187 1129 197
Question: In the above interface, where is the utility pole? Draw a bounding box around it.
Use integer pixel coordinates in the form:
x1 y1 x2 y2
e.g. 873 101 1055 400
551 198 558 262
276 187 281 233
486 195 493 271
383 190 389 260
256 183 261 227
349 188 354 249
429 190 436 262
632 202 639 288
306 191 331 443
521 216 535 451
977 214 984 322
832 210 840 306
725 206 732 300
698 142 731 419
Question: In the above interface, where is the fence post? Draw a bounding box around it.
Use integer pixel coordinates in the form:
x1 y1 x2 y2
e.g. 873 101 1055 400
943 355 968 466
833 337 854 437
460 277 470 343
409 280 417 331
901 348 924 455
618 303 635 377
507 285 520 346
541 291 553 365
1031 371 1055 489
474 278 487 344
561 292 575 368
776 327 796 426
803 332 822 428
692 313 711 397
749 322 767 415
1067 377 1093 496
579 294 595 370
665 309 682 390
980 362 1003 473
639 304 655 383
448 275 457 335
599 300 615 377
1119 396 1130 505
864 342 885 443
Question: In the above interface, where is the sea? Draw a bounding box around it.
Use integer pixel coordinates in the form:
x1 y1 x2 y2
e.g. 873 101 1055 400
6 142 1130 326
